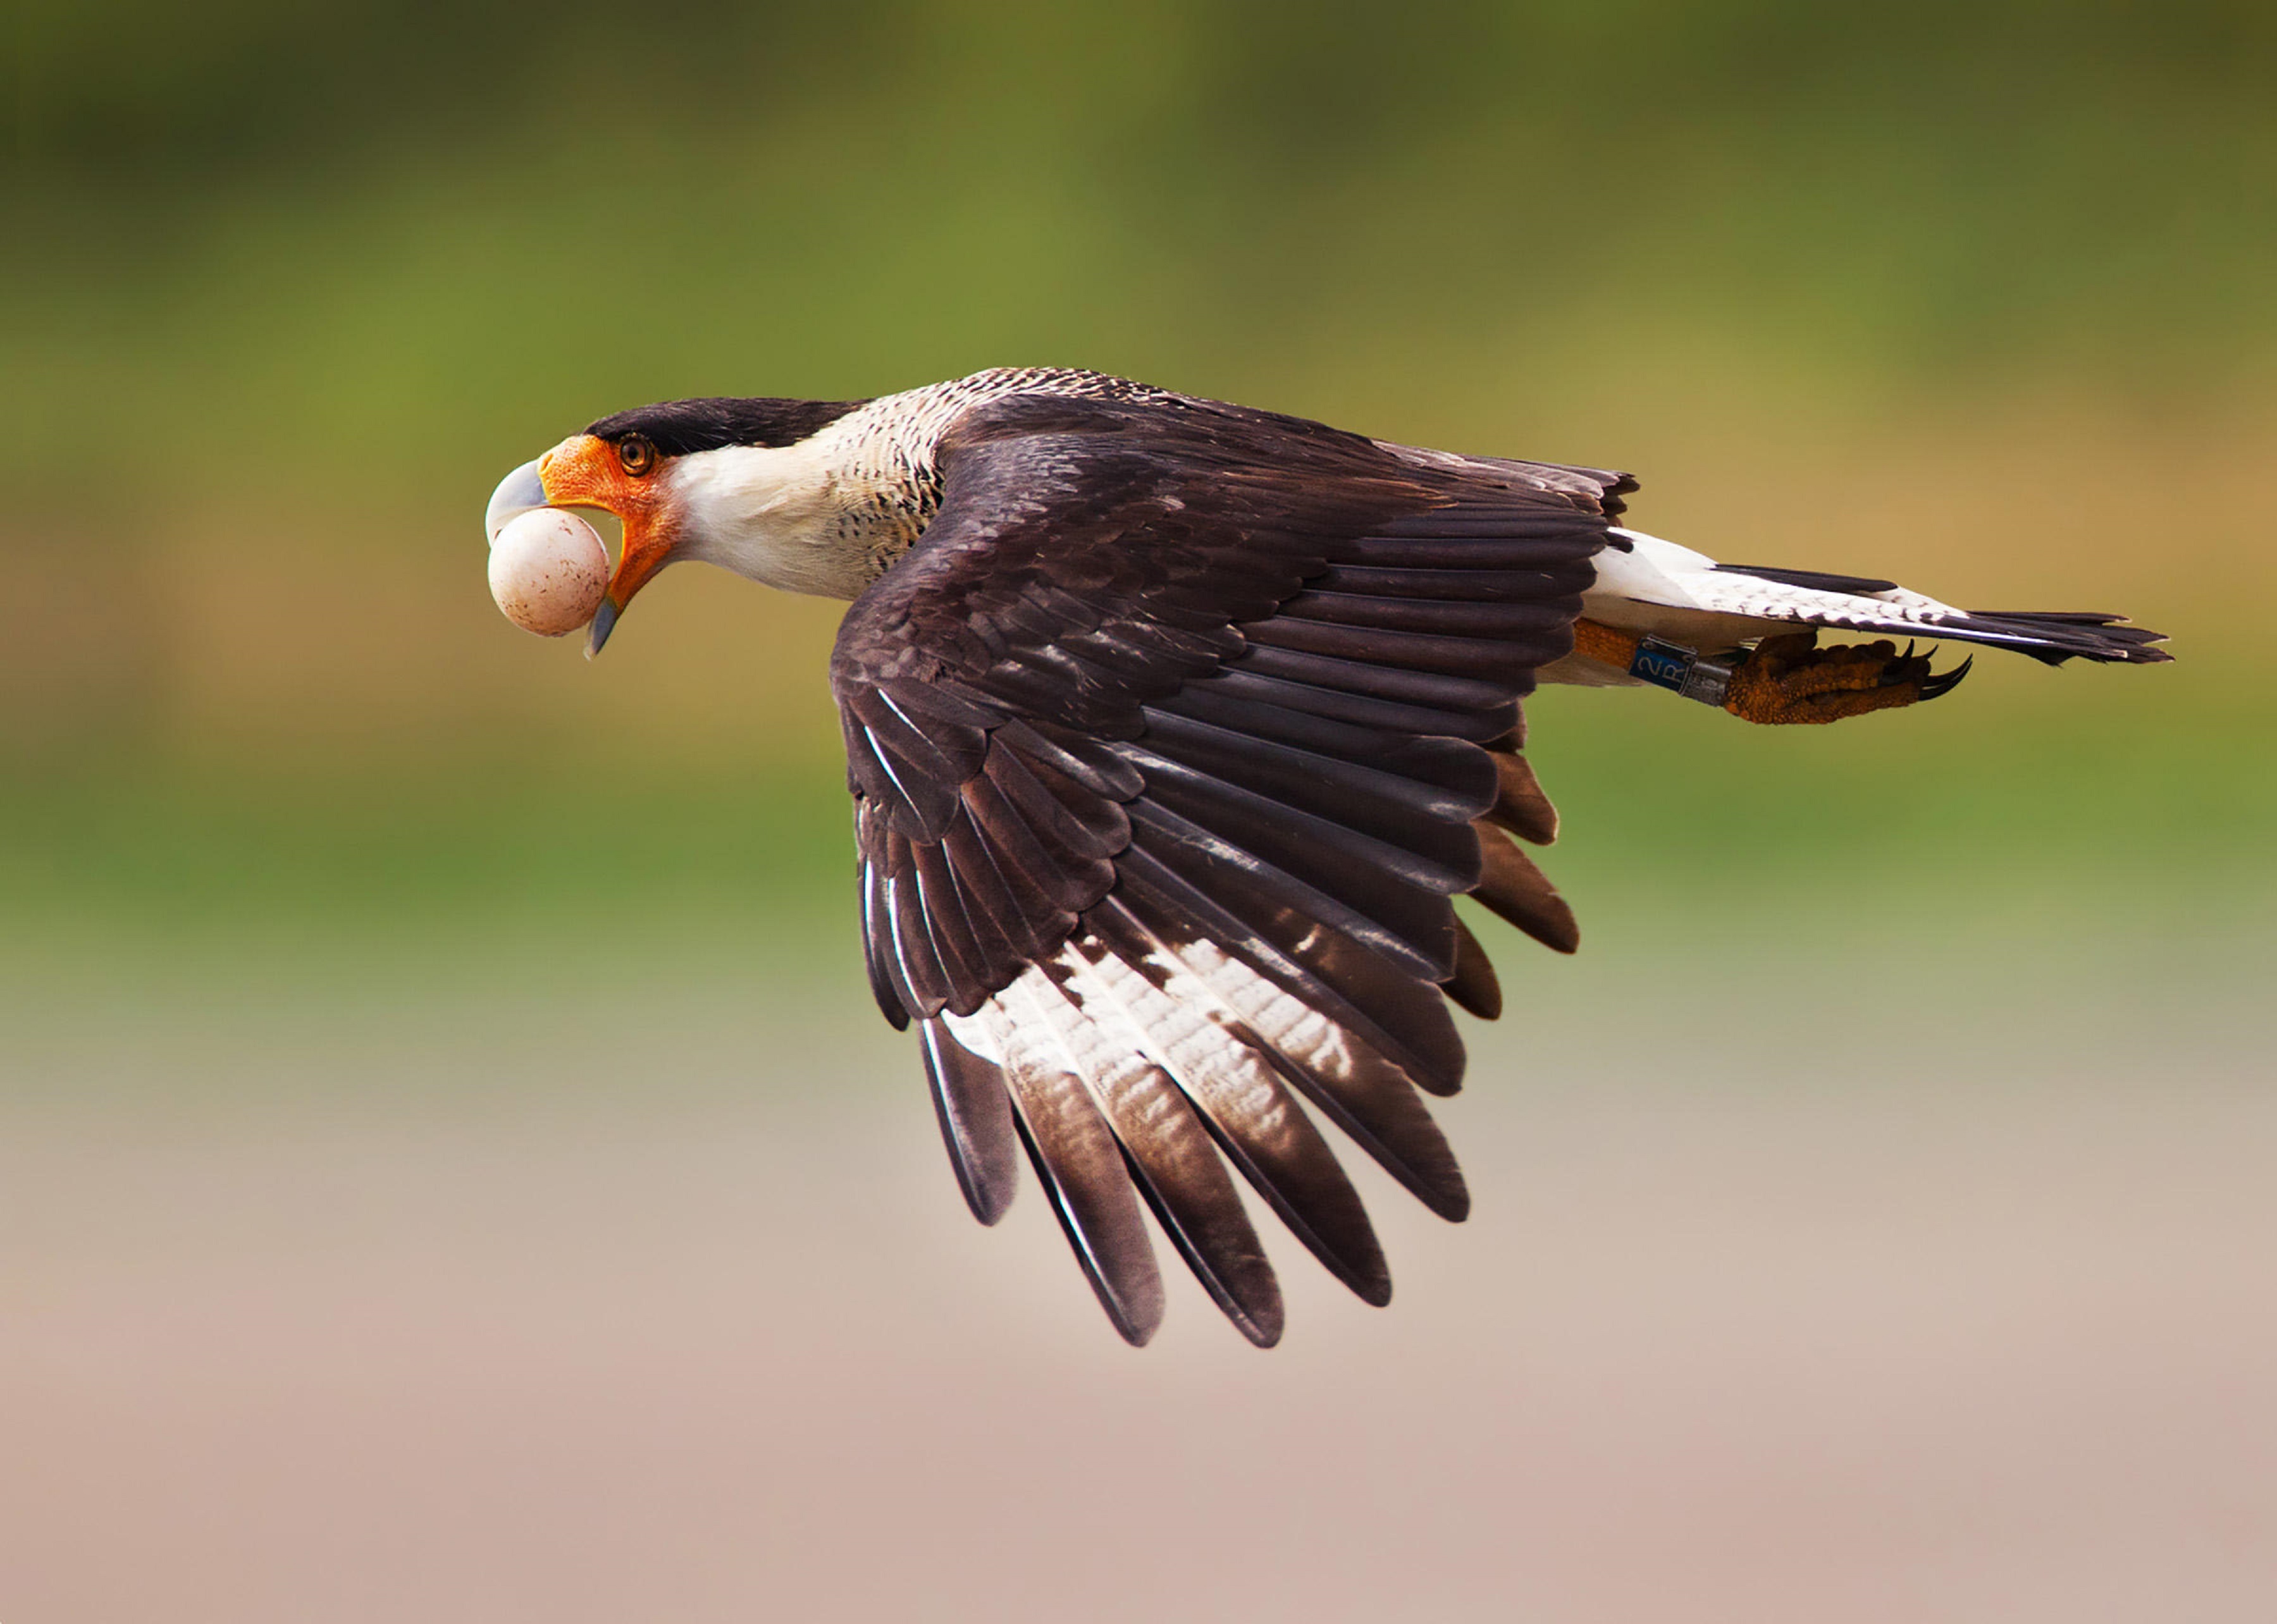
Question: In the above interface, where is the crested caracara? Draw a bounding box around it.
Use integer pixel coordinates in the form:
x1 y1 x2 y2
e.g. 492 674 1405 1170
487 367 2168 1346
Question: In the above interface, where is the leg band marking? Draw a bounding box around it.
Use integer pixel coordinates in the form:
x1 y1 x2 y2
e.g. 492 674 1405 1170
1630 636 1740 707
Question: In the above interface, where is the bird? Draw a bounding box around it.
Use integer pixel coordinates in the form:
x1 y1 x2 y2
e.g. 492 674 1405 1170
485 366 2169 1347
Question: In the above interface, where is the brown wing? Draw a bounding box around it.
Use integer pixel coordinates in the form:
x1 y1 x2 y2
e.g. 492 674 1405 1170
829 389 1627 1344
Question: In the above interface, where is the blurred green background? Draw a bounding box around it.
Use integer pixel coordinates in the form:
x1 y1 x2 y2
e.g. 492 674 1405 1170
6 0 2271 980
4 8 2274 1618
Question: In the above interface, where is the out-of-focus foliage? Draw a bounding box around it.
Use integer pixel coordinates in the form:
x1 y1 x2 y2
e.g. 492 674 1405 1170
10 0 2274 489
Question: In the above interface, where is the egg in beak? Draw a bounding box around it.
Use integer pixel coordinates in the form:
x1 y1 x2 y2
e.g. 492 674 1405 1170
484 433 676 656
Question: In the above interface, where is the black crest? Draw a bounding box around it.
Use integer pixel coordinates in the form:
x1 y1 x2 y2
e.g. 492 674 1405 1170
585 397 870 457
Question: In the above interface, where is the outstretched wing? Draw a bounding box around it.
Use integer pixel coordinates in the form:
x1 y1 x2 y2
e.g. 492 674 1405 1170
830 390 1624 1344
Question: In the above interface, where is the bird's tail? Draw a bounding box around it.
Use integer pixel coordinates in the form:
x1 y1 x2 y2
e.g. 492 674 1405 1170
1883 606 2170 666
1710 565 2171 666
1594 533 2173 668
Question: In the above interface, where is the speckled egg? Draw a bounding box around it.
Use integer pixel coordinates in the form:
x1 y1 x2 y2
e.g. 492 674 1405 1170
488 508 610 637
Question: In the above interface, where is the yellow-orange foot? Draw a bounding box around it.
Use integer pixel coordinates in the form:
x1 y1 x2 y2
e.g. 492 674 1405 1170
1722 631 1971 725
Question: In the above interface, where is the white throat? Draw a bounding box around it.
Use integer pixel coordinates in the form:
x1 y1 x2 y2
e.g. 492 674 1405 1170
655 372 1148 602
667 435 901 601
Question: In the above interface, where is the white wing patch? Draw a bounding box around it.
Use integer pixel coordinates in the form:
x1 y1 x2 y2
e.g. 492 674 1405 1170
934 911 1478 1342
948 943 1356 1171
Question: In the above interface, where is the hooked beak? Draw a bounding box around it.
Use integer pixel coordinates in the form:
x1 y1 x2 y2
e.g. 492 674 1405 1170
484 458 550 542
483 434 676 656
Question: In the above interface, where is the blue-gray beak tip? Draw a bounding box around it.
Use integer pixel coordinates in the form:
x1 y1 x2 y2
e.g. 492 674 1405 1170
484 458 550 544
586 596 619 660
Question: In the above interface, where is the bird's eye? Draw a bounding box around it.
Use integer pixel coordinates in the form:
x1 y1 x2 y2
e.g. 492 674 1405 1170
617 436 657 477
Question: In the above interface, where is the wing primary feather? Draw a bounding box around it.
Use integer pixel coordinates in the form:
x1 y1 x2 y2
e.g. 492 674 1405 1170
860 722 960 841
1154 682 1508 806
1188 664 1517 742
1446 916 1503 1019
884 867 953 1016
1091 898 1470 1222
851 687 965 787
982 746 1124 863
1242 613 1568 682
1279 587 1576 642
958 772 1105 914
1061 932 1393 1306
1471 823 1581 954
939 815 1068 963
1137 704 1498 829
1121 737 1476 898
917 1018 1020 1224
1335 532 1601 565
1121 792 1458 980
1483 748 1559 845
1013 968 1284 1347
985 997 1166 1345
1314 562 1599 600
1367 510 1606 541
1156 681 1404 760
992 718 1147 799
1006 745 1133 850
907 835 990 1016
858 852 911 1030
1233 643 1522 714
1113 839 1467 1096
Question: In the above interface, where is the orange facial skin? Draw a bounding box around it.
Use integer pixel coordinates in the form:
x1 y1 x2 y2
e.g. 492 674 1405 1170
536 433 677 614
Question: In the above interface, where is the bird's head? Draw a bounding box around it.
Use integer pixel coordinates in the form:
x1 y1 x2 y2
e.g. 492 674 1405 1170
485 396 870 655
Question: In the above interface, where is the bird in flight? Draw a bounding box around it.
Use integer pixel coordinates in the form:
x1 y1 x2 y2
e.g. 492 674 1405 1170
486 367 2168 1346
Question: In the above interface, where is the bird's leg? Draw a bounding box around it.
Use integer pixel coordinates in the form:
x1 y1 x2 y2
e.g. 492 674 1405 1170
1569 618 1972 724
1572 620 1748 705
1720 631 1970 725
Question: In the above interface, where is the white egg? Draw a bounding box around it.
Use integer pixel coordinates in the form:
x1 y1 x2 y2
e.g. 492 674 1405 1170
488 508 610 637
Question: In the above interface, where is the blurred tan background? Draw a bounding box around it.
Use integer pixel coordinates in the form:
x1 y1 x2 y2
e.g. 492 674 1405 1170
4 3 2273 1619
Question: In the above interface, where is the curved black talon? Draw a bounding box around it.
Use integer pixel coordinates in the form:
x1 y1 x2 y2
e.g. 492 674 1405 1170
1877 639 1931 689
1918 655 1974 702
